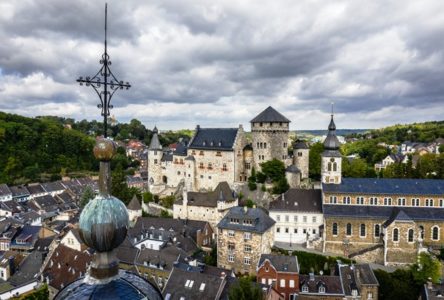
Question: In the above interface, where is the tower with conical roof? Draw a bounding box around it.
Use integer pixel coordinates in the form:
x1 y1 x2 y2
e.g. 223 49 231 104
250 106 290 170
148 126 163 192
321 107 342 184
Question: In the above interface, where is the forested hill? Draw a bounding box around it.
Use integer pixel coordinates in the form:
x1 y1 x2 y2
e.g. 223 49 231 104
350 120 444 143
0 112 97 185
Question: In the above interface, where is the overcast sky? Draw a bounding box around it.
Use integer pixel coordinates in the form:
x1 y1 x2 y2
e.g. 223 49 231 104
0 1 443 130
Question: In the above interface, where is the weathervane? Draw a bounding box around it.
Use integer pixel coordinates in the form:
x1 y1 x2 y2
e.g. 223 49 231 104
76 3 131 137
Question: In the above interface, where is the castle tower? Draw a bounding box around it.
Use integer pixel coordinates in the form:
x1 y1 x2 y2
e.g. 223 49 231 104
321 112 342 184
250 106 290 170
148 126 163 191
285 165 301 188
293 141 310 179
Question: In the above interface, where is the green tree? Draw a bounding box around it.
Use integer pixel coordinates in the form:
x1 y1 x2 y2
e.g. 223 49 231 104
411 253 441 284
160 210 172 218
111 164 131 204
228 276 263 300
143 191 154 203
309 142 324 180
245 199 254 208
18 283 49 300
260 159 286 182
160 195 176 209
80 186 95 208
204 245 217 266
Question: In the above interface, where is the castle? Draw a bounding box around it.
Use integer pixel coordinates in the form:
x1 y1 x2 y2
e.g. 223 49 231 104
147 106 309 194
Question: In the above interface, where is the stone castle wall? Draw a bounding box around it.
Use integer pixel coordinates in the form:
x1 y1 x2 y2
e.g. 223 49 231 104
294 148 309 179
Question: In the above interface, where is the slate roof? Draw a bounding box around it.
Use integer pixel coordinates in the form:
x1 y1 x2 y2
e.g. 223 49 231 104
9 250 45 286
116 245 139 265
136 246 186 272
149 131 162 150
127 195 142 211
271 189 322 213
323 205 444 221
173 142 188 156
300 275 344 295
161 152 173 162
33 195 58 211
0 184 11 197
250 106 290 123
27 184 45 195
9 185 29 198
323 178 444 196
176 182 235 208
258 254 299 273
42 244 92 290
354 264 378 285
217 207 275 233
162 267 226 300
188 127 239 151
42 181 65 193
286 165 301 173
294 141 309 149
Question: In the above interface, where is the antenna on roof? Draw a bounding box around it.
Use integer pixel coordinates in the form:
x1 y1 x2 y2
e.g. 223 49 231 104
331 102 334 117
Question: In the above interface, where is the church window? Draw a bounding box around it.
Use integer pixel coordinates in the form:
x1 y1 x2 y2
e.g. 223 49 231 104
393 228 399 242
332 223 338 236
260 122 263 127
432 226 440 240
360 224 366 237
346 223 352 236
327 162 332 171
333 162 337 171
343 196 351 204
357 197 364 205
426 199 434 207
329 196 337 204
374 224 380 237
369 197 378 205
411 198 419 206
397 198 406 206
408 229 414 242
222 164 227 171
384 198 392 205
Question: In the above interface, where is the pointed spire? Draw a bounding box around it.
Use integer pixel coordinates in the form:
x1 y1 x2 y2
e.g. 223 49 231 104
149 126 162 150
323 103 340 150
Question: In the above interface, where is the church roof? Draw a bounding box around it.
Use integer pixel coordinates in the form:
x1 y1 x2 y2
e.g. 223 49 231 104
323 178 444 196
127 195 141 211
188 127 238 151
323 205 444 221
250 106 290 123
323 115 340 150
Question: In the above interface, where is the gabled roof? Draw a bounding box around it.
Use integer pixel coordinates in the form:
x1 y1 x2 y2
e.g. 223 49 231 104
176 182 236 208
27 184 45 195
250 106 290 123
270 189 322 213
127 195 142 211
188 127 238 151
323 178 444 196
217 207 275 233
9 185 29 197
0 184 11 197
41 181 65 193
258 254 299 273
300 275 344 295
294 141 309 149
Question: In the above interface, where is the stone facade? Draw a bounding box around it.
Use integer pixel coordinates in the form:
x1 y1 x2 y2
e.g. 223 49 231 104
293 146 309 180
217 226 274 275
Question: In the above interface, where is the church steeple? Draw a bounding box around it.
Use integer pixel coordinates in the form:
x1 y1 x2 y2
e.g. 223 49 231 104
321 104 342 184
323 105 340 151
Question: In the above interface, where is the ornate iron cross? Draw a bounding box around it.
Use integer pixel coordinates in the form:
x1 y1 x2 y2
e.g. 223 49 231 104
76 3 131 138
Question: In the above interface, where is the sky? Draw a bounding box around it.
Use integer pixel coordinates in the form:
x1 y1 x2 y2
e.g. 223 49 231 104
0 0 443 131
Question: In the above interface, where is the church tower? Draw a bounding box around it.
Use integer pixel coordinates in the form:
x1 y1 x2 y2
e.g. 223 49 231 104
148 126 163 191
250 106 290 170
321 111 342 184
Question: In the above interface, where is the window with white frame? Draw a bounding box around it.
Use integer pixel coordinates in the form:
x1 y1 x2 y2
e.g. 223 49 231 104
244 245 251 253
343 196 351 204
280 279 286 288
432 226 440 241
397 198 406 206
244 257 251 265
228 255 234 262
244 232 251 240
303 216 307 223
384 197 392 205
302 286 309 292
294 215 298 222
426 199 434 207
329 196 337 204
276 215 281 221
440 199 444 207
369 197 378 205
411 198 420 206
228 230 235 237
357 197 364 205
285 215 289 222
289 280 295 288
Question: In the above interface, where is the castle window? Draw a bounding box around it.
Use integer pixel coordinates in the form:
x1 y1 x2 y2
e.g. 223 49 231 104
343 196 351 204
285 228 289 233
383 197 392 205
374 224 380 237
426 199 434 207
408 229 414 242
199 151 204 156
360 224 366 237
432 226 440 240
174 158 178 164
370 197 378 205
283 142 287 148
411 198 419 206
332 223 338 236
216 151 222 156
260 122 263 127
208 163 212 170
259 142 263 149
154 151 157 155
397 198 406 206
279 122 283 126
222 164 227 171
177 171 181 175
264 143 267 149
245 163 251 170
199 163 204 169
298 152 303 157
393 228 399 242
346 223 352 236
262 155 265 160
154 159 158 164
294 228 298 234
280 279 286 288
191 150 196 155
276 227 280 233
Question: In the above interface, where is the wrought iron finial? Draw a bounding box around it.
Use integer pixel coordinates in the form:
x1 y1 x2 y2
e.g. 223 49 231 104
331 101 334 117
77 3 131 138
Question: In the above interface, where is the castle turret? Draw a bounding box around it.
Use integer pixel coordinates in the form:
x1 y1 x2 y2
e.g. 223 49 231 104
285 165 301 188
293 141 309 179
251 106 290 170
321 113 342 184
148 126 163 191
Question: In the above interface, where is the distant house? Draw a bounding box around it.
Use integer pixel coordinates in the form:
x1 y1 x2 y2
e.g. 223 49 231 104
27 184 47 199
41 181 65 197
374 153 408 172
126 175 145 190
0 185 12 202
60 228 86 252
9 186 30 202
127 195 142 223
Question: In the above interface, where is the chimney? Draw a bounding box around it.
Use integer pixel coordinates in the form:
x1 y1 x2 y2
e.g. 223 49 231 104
243 206 248 213
309 273 315 281
282 193 285 201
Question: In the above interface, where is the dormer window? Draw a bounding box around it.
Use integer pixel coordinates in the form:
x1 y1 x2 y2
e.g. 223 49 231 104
202 141 206 146
352 289 358 296
318 286 325 293
302 285 309 293
218 141 222 146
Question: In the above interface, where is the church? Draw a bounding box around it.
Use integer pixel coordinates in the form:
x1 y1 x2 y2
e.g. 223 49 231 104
147 106 309 195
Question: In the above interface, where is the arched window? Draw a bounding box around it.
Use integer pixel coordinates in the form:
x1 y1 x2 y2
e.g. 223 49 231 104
408 229 414 242
333 162 337 172
360 224 366 237
327 162 332 171
393 228 399 242
374 224 380 237
332 223 338 236
432 226 440 241
264 143 267 149
346 223 352 236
